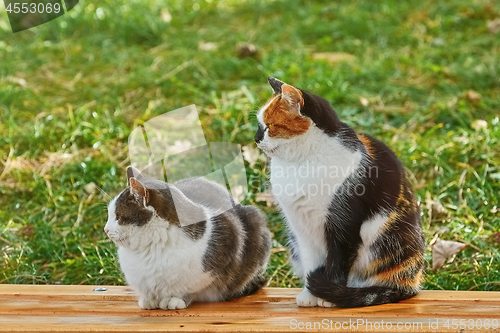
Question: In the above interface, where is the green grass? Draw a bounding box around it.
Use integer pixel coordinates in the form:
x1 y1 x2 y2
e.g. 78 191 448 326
0 0 499 291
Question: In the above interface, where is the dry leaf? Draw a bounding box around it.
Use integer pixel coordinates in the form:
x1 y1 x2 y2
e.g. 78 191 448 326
242 145 261 166
491 232 500 243
8 76 27 87
255 191 274 207
487 18 500 34
20 225 35 237
431 239 466 271
425 192 449 223
359 96 369 107
198 41 217 51
432 37 445 46
471 119 487 130
414 179 427 190
84 182 97 194
429 201 448 221
465 90 481 103
447 97 458 108
271 247 287 253
160 9 172 23
312 52 356 63
236 43 259 58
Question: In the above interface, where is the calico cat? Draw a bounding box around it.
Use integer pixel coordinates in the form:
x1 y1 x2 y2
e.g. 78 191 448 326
105 166 271 310
254 77 425 308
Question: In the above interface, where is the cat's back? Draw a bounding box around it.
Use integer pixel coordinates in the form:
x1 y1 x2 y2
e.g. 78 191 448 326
175 177 269 229
355 133 420 211
357 133 405 172
174 177 234 211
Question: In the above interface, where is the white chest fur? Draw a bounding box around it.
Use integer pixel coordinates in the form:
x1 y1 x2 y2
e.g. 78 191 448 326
118 220 214 301
269 128 363 277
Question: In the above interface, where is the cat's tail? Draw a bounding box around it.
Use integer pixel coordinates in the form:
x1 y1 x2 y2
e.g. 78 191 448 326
307 267 418 308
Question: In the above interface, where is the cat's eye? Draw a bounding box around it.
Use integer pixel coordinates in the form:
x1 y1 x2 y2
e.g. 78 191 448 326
267 123 274 129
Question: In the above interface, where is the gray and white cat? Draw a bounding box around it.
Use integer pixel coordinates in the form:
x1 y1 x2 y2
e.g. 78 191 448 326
105 166 271 310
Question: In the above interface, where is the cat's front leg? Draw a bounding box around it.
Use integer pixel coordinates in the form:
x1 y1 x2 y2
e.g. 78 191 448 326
159 295 192 310
296 288 318 307
290 232 329 307
296 289 335 308
138 295 159 310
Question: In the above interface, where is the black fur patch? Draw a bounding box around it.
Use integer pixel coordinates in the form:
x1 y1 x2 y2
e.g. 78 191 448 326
254 122 265 144
299 89 345 138
307 266 417 308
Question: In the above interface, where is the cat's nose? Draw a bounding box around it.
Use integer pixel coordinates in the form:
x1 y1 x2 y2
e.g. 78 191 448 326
255 124 265 143
104 229 109 234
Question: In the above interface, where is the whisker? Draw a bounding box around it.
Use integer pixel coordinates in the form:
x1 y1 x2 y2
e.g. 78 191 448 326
96 186 113 200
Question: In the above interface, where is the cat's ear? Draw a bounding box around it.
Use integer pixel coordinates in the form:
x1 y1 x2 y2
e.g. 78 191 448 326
129 177 149 204
127 166 143 186
281 84 304 115
268 76 285 94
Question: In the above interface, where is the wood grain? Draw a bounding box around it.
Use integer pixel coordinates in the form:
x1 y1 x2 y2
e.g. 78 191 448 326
0 285 499 332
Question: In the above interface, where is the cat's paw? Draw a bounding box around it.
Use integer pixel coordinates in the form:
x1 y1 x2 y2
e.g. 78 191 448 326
296 289 319 307
318 298 335 308
138 297 158 310
159 297 187 310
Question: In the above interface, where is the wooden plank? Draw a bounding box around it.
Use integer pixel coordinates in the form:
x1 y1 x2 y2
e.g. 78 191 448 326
0 315 449 333
0 284 136 301
2 293 500 317
0 285 499 332
2 285 500 302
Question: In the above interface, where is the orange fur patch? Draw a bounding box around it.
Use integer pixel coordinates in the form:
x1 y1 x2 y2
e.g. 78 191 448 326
357 134 375 158
263 97 311 139
362 257 392 277
363 246 408 276
398 178 418 211
373 254 424 288
376 210 402 237
378 182 417 236
396 189 408 206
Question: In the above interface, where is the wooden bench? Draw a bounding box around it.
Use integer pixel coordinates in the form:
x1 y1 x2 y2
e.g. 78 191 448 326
1 285 499 332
